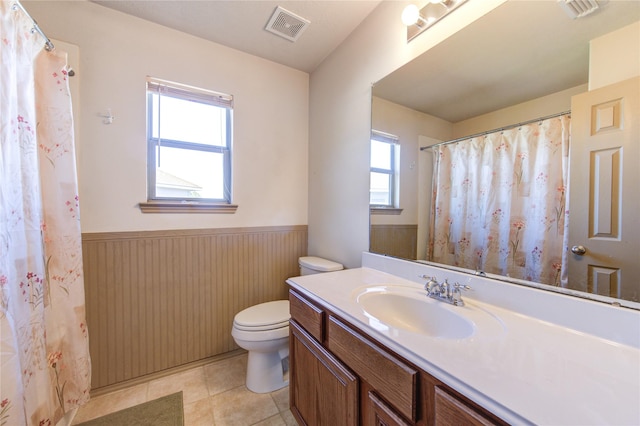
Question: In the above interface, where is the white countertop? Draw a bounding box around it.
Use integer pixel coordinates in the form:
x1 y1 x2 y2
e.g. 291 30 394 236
287 267 640 425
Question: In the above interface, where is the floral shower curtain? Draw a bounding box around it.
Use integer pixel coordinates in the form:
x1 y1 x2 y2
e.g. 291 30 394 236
1 2 91 425
428 114 570 286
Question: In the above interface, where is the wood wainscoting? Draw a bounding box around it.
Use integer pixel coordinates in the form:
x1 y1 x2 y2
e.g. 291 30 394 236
81 225 307 390
369 224 418 260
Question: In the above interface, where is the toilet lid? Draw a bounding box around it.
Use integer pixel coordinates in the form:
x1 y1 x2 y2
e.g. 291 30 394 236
234 300 290 330
299 256 343 272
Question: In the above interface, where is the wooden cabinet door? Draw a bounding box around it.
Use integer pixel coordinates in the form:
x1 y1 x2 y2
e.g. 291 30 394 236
327 316 418 422
434 387 500 426
368 391 412 426
290 320 359 426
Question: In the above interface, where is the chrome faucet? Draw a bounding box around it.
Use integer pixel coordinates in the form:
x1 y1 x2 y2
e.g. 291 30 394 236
420 275 471 306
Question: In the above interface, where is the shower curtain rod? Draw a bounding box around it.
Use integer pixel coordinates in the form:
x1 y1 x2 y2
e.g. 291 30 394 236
420 110 571 151
12 1 55 51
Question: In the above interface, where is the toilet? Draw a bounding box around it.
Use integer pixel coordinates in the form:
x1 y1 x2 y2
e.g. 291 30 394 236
231 256 343 393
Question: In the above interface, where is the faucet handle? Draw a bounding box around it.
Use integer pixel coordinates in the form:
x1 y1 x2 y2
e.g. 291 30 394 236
450 282 471 306
423 276 441 296
419 274 437 286
452 282 472 292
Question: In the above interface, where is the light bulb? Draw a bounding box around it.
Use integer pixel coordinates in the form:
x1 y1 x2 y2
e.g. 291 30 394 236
401 4 420 26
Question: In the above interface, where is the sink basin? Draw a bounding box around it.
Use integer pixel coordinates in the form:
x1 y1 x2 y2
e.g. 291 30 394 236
353 285 503 340
356 286 475 339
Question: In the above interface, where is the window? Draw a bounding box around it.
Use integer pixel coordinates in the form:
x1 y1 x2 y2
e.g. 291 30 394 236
141 77 236 213
370 130 400 210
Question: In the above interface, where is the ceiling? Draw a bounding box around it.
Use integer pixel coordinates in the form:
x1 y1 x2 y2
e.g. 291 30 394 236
90 1 639 121
373 1 640 123
91 0 381 73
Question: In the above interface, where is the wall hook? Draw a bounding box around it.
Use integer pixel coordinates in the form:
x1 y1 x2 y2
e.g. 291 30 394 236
99 109 114 125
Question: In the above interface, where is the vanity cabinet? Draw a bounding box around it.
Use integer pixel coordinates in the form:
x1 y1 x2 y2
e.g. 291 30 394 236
290 320 358 425
289 289 506 426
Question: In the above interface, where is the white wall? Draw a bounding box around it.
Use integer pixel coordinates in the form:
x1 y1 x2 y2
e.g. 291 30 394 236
589 21 640 90
452 84 587 138
308 0 507 268
27 1 309 233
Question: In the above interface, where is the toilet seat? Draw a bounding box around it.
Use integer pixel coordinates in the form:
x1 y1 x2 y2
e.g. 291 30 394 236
233 300 290 332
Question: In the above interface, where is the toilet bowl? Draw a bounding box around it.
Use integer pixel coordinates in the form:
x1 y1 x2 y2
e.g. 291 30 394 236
231 300 290 393
231 256 343 393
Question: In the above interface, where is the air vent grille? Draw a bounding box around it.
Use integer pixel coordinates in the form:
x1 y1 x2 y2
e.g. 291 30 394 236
265 6 310 42
558 0 601 19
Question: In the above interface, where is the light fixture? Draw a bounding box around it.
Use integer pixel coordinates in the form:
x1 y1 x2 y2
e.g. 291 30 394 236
401 4 423 26
401 0 468 42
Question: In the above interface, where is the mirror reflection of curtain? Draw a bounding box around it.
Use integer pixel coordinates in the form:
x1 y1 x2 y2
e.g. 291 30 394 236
428 114 570 286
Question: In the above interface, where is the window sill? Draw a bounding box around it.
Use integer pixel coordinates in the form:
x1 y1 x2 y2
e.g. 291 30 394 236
370 207 403 215
139 201 238 214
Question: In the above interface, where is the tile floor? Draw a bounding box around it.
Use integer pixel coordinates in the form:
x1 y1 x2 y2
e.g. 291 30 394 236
71 353 297 426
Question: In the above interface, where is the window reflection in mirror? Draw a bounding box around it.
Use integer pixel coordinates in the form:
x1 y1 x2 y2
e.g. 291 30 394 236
370 131 399 208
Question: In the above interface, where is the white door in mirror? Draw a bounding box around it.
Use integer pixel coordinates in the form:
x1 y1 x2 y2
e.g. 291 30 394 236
568 77 640 301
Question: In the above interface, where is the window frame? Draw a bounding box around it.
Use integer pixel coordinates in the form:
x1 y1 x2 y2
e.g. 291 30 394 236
140 77 237 213
370 130 400 212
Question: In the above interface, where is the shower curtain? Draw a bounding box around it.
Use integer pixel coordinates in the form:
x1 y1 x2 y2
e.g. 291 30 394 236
428 114 570 286
1 1 91 425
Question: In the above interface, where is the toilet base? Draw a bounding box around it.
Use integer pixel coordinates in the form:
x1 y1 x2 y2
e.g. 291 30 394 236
246 346 289 393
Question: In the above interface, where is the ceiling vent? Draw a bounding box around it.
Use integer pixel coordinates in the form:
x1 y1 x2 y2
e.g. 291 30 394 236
265 6 310 42
558 0 602 19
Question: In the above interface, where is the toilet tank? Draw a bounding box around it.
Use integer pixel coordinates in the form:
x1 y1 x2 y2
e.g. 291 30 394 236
299 256 343 276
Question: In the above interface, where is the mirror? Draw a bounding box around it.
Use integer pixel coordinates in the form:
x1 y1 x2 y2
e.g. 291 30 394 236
370 1 640 307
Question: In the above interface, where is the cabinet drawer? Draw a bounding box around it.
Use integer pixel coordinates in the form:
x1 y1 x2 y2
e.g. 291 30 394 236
328 315 418 421
289 289 324 342
434 386 502 426
368 391 412 426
